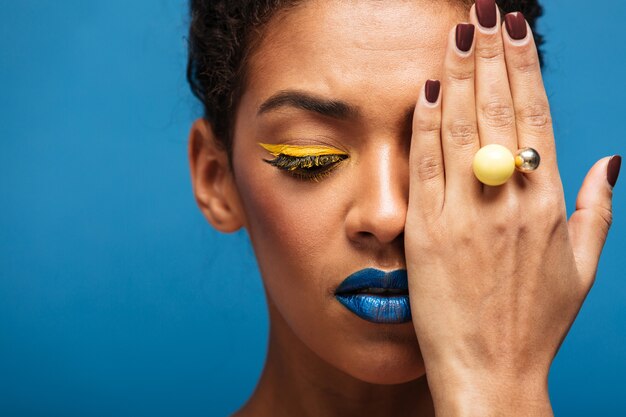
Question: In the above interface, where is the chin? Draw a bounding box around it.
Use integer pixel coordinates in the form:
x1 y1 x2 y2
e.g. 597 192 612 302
331 333 427 385
269 297 428 385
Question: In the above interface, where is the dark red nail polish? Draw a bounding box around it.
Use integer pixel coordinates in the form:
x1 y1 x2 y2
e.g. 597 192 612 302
505 12 528 40
455 23 475 52
607 155 622 187
476 0 497 28
425 80 441 104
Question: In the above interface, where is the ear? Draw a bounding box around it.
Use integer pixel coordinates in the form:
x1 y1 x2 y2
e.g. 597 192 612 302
188 118 246 233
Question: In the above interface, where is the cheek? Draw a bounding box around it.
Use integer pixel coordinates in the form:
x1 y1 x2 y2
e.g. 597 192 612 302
235 167 353 358
235 165 345 296
245 181 328 260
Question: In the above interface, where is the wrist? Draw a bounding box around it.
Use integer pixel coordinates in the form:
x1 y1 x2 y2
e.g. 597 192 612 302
426 366 553 417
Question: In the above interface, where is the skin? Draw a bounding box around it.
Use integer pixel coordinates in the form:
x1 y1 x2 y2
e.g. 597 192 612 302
188 1 616 416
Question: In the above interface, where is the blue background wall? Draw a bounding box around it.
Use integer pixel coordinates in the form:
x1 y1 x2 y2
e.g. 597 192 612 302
1 1 624 416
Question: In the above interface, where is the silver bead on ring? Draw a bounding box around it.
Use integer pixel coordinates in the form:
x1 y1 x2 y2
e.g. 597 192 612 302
515 147 541 172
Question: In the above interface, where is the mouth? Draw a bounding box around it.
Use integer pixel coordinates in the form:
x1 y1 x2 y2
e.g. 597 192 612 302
334 268 411 324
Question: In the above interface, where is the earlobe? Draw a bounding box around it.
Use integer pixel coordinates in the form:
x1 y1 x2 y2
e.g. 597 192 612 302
188 118 246 233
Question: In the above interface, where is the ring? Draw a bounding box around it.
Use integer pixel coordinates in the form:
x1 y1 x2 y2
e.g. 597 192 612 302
472 144 540 186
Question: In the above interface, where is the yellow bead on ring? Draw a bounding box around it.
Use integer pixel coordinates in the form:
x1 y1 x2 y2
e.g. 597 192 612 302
472 144 515 186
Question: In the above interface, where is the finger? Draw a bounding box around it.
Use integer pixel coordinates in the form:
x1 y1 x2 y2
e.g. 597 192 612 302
503 12 558 185
568 156 621 292
409 80 444 219
470 1 517 152
441 23 482 200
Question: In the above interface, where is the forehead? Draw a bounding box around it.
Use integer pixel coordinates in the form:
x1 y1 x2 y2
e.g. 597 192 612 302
242 0 465 110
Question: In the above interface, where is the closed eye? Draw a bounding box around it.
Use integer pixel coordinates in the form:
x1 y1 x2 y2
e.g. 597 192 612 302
258 142 349 182
263 153 348 182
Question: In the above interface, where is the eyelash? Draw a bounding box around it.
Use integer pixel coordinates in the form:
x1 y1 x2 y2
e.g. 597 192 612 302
263 154 348 182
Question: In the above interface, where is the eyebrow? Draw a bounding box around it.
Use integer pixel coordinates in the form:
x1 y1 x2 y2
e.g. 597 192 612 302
257 90 360 120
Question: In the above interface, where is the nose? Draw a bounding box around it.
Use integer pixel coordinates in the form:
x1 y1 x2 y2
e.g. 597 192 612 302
344 143 408 249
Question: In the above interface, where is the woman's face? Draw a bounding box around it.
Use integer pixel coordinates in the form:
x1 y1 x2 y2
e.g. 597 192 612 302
232 0 464 384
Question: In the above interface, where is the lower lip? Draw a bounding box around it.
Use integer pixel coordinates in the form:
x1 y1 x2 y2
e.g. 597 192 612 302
335 293 411 324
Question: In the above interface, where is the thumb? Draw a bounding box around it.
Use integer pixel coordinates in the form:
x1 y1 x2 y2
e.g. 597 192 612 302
568 155 621 291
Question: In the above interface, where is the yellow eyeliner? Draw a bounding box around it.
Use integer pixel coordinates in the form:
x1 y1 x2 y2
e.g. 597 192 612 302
258 142 347 157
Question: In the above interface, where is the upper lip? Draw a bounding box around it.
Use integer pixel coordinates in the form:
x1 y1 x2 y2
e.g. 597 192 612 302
335 268 408 295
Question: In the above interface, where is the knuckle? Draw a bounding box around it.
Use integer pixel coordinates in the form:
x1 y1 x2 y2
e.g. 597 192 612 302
503 196 522 217
446 66 474 83
534 195 567 235
415 155 443 182
535 193 555 211
450 212 478 244
513 54 540 74
481 101 515 129
406 222 444 251
446 119 477 148
415 117 441 134
536 194 565 218
490 215 511 236
493 198 521 234
517 103 552 129
451 223 473 246
595 205 613 233
476 43 504 62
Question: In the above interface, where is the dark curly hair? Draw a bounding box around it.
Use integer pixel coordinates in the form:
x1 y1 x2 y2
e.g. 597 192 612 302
187 0 544 165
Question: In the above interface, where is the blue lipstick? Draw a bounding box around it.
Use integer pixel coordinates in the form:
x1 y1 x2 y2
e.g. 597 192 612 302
335 268 411 324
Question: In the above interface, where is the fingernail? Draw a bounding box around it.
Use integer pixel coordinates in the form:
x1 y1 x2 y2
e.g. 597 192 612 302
455 23 475 52
425 80 441 104
476 0 497 29
607 155 622 187
505 12 528 40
